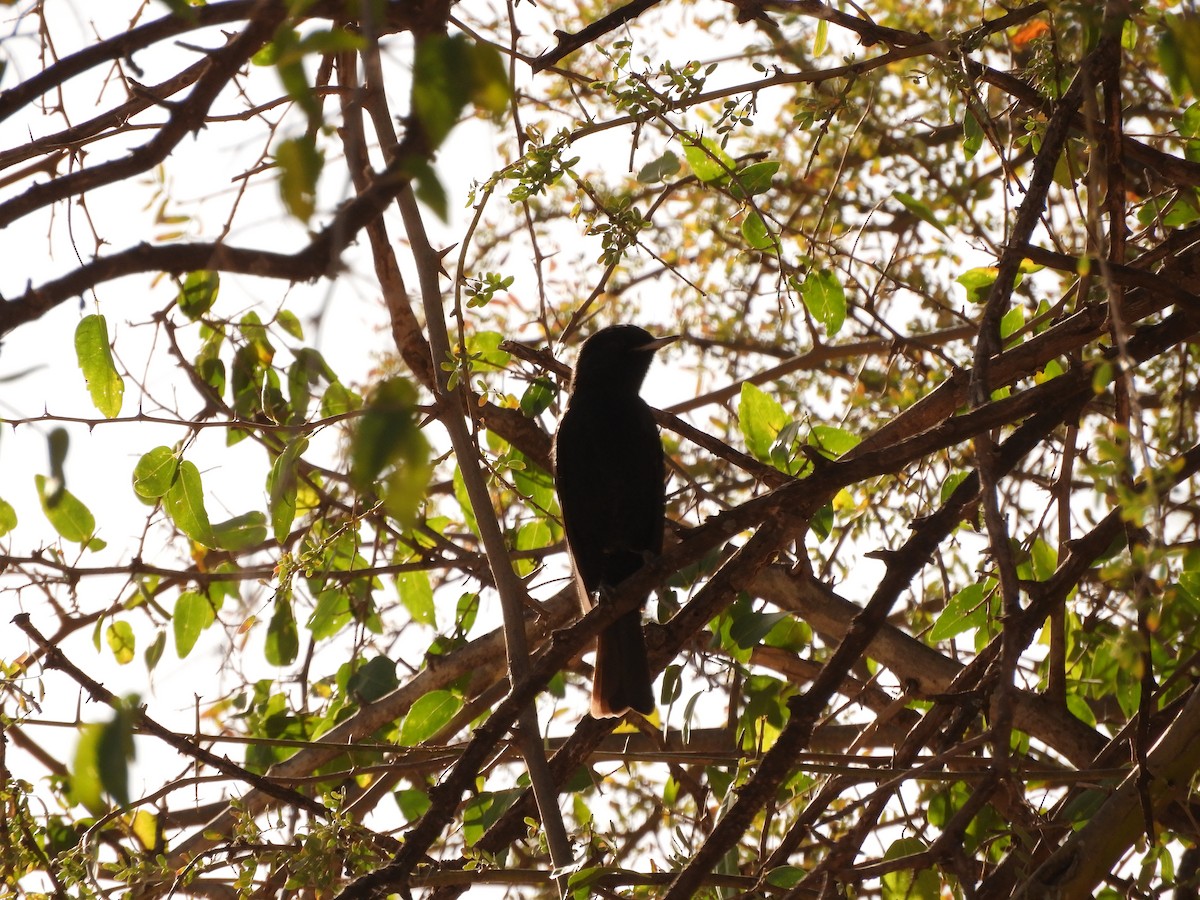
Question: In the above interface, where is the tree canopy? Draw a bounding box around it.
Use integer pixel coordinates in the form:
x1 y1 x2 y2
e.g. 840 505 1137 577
4 0 1200 897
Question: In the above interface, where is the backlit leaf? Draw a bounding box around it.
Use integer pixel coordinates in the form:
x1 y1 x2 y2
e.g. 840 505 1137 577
350 377 432 523
276 134 323 222
177 271 219 320
212 511 267 552
801 269 847 337
893 190 947 235
265 594 298 666
930 581 990 642
268 437 308 543
397 569 435 627
164 461 216 548
132 446 179 500
399 690 461 744
741 210 776 250
173 590 214 658
35 474 96 545
682 134 735 182
105 620 136 665
738 383 790 462
0 497 16 537
75 314 124 419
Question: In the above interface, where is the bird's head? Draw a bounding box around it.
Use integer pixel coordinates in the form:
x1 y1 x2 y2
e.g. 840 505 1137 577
570 325 677 396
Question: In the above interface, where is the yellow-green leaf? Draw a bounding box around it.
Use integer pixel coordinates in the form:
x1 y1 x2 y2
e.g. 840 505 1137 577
75 314 124 419
105 620 136 665
681 134 735 182
0 496 16 537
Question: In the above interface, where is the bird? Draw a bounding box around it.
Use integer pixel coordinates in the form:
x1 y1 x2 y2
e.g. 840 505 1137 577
552 324 676 718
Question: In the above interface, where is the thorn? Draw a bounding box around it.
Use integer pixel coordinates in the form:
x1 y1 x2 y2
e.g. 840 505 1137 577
435 243 458 279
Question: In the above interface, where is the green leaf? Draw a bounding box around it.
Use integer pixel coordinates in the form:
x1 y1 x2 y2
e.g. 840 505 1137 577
96 700 137 808
177 271 219 320
268 437 308 544
1179 103 1200 163
287 349 331 421
399 690 462 745
164 461 216 548
70 723 106 813
940 470 971 504
727 160 779 199
1163 13 1200 98
173 590 214 658
729 608 789 650
397 569 436 627
276 308 304 340
408 155 449 222
321 380 361 417
395 787 431 822
930 581 990 642
308 589 353 641
636 150 681 184
741 210 776 250
809 424 860 457
513 519 552 576
681 134 735 182
1000 304 1025 341
297 27 366 57
0 496 16 537
412 34 511 151
956 266 999 303
881 837 941 900
1031 536 1057 581
347 656 399 703
350 377 432 524
519 377 556 418
276 134 323 222
144 631 166 671
213 512 267 552
963 110 984 159
105 621 136 665
813 18 828 55
35 475 96 545
132 446 179 500
264 594 299 666
893 190 947 235
801 269 846 337
465 330 511 372
738 382 790 462
75 314 124 419
766 866 806 888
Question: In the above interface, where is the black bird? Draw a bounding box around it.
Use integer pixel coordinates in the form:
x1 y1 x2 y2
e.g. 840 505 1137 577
553 325 676 717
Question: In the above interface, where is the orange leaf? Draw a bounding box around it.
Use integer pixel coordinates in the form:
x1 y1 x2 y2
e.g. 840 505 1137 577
1013 20 1050 49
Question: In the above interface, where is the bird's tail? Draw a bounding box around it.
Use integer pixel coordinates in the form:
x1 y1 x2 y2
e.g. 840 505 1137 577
591 608 655 718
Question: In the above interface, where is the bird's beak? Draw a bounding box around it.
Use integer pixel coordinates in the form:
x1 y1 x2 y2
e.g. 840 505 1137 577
640 334 679 352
